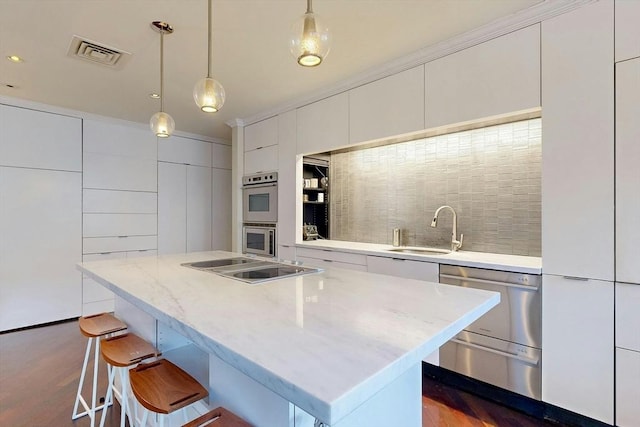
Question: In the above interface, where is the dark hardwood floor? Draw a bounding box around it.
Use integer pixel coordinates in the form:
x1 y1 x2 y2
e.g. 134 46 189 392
1 319 552 426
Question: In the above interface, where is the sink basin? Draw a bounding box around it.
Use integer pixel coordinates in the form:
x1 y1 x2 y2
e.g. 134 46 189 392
387 246 452 255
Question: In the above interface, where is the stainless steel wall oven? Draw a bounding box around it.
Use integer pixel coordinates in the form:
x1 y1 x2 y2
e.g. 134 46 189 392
242 172 277 224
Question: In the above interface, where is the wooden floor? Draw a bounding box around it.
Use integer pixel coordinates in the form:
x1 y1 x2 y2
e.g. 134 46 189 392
0 319 551 426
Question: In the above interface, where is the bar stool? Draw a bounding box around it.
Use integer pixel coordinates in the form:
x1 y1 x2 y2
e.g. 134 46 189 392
99 332 160 427
182 407 251 427
72 313 128 427
129 358 209 427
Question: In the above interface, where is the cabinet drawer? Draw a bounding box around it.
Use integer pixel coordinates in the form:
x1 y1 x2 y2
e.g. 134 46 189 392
83 189 157 214
83 235 157 254
158 135 213 167
616 283 640 351
366 256 438 282
83 152 157 192
616 347 640 427
297 256 367 272
83 213 157 238
296 247 367 266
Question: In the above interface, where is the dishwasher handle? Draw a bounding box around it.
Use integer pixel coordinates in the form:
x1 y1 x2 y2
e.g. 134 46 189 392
450 338 540 366
439 274 539 291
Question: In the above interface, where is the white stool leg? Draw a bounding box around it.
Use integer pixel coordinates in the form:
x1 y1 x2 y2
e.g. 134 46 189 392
140 408 149 427
99 363 117 427
119 367 129 427
72 336 93 420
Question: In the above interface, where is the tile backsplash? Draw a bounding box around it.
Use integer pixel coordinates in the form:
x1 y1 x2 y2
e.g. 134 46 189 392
329 118 541 256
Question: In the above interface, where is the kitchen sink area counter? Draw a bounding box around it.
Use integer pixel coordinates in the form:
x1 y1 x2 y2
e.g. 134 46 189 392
295 240 542 275
78 250 499 427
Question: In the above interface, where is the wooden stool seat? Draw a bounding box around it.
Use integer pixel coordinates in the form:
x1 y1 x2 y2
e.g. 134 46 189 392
101 333 159 367
79 313 127 338
182 407 252 427
130 359 209 415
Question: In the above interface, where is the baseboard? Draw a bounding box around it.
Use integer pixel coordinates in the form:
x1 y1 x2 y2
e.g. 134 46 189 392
422 363 613 427
0 316 79 335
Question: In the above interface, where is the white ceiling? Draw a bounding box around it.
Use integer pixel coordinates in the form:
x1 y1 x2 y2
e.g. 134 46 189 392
0 0 543 142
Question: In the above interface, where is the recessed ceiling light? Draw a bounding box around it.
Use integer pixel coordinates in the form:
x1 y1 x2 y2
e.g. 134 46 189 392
7 55 24 63
2 83 17 88
149 93 160 99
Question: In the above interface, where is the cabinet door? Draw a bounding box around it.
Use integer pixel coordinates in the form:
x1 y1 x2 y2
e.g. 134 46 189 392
186 165 212 252
541 275 614 424
278 110 298 246
0 167 82 331
297 92 349 155
541 0 614 281
212 168 232 250
158 162 187 255
83 152 158 192
83 213 157 237
83 189 157 214
244 145 278 174
158 135 213 167
349 66 425 144
616 348 640 427
615 0 640 62
616 58 640 284
366 256 438 283
616 283 640 351
0 104 81 171
83 119 157 160
425 25 540 128
244 116 278 151
212 143 232 170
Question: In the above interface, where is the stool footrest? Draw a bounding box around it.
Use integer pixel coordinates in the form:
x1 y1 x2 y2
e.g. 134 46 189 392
182 407 252 427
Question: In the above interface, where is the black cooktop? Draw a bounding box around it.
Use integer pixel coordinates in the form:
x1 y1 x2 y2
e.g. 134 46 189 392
230 266 309 281
186 258 255 269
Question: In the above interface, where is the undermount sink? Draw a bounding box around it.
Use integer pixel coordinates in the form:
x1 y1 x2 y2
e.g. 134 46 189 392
386 246 452 255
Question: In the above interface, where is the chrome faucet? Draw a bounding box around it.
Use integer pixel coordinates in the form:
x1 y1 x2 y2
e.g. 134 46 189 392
431 205 463 251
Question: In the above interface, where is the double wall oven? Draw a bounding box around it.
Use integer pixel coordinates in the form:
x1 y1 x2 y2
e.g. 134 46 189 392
242 172 277 257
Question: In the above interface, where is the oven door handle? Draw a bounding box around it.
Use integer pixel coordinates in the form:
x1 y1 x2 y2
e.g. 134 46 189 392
439 274 539 291
450 338 540 366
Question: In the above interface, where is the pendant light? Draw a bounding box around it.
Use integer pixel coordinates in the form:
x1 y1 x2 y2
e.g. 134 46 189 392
193 0 225 113
289 0 331 67
150 21 175 138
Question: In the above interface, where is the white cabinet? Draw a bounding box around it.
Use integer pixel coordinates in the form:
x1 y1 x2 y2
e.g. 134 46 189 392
0 104 82 171
159 135 213 167
297 92 349 155
425 25 540 128
244 116 278 151
296 247 367 271
541 0 614 281
616 283 640 352
244 145 278 174
212 143 232 170
616 58 640 284
616 347 640 427
349 66 425 144
0 167 82 331
212 168 232 250
278 110 298 246
158 162 213 254
83 120 157 159
615 0 640 62
541 275 614 424
366 256 438 283
83 189 157 214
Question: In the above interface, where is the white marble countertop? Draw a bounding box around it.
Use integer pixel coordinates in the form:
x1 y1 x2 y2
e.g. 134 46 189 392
78 250 499 425
296 240 542 274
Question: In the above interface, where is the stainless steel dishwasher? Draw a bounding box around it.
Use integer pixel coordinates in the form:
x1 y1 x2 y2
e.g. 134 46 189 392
439 264 542 400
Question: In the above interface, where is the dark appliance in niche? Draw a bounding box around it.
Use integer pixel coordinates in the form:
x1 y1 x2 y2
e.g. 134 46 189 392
302 156 329 240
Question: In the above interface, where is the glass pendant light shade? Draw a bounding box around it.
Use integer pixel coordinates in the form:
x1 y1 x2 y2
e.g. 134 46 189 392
290 1 330 67
150 111 175 138
193 77 225 113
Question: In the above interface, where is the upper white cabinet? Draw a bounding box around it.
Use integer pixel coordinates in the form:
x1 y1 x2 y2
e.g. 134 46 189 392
83 120 156 159
244 145 278 174
541 0 614 281
0 104 81 171
212 143 232 170
277 110 298 246
615 0 640 62
244 116 278 151
349 66 425 144
159 135 213 167
616 58 640 284
297 92 349 155
0 167 82 331
425 25 540 128
541 275 614 424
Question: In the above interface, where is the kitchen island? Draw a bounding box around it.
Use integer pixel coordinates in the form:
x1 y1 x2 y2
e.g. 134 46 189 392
78 251 499 427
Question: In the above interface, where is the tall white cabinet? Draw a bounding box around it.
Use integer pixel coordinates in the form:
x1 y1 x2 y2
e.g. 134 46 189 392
541 1 615 424
0 105 82 331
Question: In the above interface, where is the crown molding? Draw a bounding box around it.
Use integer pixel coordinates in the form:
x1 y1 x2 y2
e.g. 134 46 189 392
237 0 595 128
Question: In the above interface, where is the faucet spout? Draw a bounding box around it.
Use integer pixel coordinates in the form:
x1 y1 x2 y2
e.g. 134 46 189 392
431 205 463 251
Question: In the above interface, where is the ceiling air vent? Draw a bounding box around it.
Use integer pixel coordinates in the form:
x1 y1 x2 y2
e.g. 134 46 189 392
67 35 131 68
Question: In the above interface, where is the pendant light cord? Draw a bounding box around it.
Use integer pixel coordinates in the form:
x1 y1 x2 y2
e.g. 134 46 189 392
307 0 313 14
160 29 165 112
207 0 212 78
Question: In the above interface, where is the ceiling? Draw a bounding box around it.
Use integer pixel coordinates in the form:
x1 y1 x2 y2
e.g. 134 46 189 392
0 0 543 142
